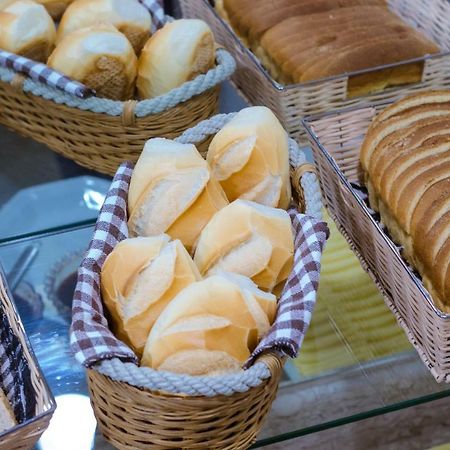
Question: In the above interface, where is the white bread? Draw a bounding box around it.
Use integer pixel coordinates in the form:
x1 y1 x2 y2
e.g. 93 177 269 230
137 19 215 99
194 199 294 291
127 138 228 253
207 106 291 209
57 0 151 54
36 0 74 19
141 275 265 374
0 0 56 62
101 235 201 356
47 24 137 100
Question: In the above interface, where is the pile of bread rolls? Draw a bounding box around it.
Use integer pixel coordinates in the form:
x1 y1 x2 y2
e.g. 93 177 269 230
101 106 295 376
0 0 215 100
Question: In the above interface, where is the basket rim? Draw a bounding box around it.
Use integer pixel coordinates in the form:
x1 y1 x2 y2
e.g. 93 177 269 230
0 267 56 434
90 350 285 399
0 47 235 118
201 0 450 93
81 111 322 395
301 108 450 321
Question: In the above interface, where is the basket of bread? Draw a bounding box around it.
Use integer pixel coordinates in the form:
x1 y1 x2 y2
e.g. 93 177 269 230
0 0 235 175
70 106 329 449
0 267 55 450
303 89 450 383
180 0 450 144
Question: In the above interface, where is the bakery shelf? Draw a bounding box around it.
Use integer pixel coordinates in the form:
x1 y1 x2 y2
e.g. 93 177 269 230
0 223 449 448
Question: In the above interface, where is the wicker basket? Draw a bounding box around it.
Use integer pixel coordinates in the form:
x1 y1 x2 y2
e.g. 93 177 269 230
0 268 55 449
302 104 450 383
80 113 323 450
0 48 235 175
180 0 450 144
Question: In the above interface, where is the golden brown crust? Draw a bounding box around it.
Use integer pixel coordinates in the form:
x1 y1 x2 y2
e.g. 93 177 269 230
362 91 450 308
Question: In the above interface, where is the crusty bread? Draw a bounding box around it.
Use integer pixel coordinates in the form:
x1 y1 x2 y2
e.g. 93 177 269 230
194 199 294 292
36 0 73 19
57 0 151 54
137 19 214 98
47 24 137 100
101 235 201 355
0 0 56 62
141 275 270 374
207 106 291 209
361 91 450 310
127 138 228 253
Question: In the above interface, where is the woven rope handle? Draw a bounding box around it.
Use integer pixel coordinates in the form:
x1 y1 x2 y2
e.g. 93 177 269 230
0 48 236 117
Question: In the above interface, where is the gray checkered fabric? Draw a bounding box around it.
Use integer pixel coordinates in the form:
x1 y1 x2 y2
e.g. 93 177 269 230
139 0 166 32
0 271 36 423
70 163 329 368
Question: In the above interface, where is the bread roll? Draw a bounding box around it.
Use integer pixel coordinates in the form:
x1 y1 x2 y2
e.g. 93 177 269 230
194 199 294 292
58 0 151 54
137 19 215 98
101 235 201 355
127 138 228 253
0 0 56 62
142 275 269 374
207 106 291 209
36 0 73 19
47 24 137 100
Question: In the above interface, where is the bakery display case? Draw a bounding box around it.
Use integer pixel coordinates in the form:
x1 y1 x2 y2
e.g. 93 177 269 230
1 81 450 448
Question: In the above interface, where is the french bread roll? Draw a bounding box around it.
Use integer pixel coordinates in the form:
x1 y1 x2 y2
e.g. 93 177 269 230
0 0 56 62
36 0 73 19
100 235 201 355
137 19 215 99
142 275 269 374
127 138 229 253
47 24 137 100
207 106 291 209
194 199 294 292
57 0 151 54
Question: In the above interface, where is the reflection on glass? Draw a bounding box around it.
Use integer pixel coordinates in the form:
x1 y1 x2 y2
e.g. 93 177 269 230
38 394 96 450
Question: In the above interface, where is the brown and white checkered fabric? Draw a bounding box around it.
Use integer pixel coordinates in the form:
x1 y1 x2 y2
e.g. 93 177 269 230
70 162 329 368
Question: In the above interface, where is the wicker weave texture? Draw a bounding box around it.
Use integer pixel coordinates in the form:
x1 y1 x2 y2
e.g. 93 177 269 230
0 80 219 175
180 0 450 144
0 276 55 449
85 112 321 448
88 352 282 450
303 106 450 383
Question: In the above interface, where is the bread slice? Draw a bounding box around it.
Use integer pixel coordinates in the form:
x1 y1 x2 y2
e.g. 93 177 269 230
361 91 450 309
128 138 228 253
207 106 291 209
194 199 294 292
101 236 201 355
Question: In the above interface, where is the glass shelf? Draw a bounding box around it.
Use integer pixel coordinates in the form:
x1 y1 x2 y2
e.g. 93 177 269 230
1 81 449 448
0 220 449 449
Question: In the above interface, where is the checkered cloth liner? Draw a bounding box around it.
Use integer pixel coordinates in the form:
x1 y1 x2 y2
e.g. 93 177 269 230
0 271 36 423
0 50 95 99
70 162 329 368
0 0 166 99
